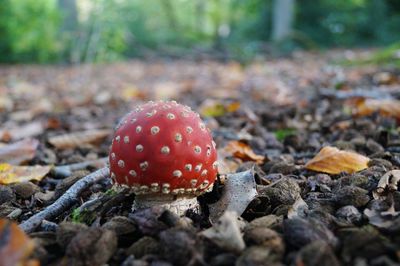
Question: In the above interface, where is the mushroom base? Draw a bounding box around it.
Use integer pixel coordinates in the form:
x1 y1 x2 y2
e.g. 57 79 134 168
132 194 199 216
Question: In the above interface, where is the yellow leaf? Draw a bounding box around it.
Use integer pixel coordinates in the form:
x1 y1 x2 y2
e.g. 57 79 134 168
121 85 146 101
199 99 241 117
225 141 265 164
0 163 51 185
305 146 370 175
0 219 38 266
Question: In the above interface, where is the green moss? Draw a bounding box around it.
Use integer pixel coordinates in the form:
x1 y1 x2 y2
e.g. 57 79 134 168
71 208 96 225
342 42 400 68
274 128 296 141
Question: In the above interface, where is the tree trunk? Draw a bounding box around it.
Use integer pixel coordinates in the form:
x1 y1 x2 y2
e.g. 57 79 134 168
195 0 206 33
58 0 78 32
272 0 295 42
161 0 178 30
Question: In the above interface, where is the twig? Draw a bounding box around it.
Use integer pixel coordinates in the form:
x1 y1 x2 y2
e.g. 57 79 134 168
20 167 110 233
52 157 108 178
319 87 395 100
40 220 58 232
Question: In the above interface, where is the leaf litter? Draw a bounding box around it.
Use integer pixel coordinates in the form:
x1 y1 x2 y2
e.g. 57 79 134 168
305 146 370 175
0 50 399 265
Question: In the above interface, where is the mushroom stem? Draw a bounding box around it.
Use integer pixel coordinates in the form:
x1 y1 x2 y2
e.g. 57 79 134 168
132 194 200 216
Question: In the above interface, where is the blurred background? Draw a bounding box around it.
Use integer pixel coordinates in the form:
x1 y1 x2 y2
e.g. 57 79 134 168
1 0 400 64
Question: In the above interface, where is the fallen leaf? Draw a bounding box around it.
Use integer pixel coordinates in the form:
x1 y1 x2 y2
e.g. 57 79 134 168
46 117 62 130
53 157 108 178
0 219 38 266
199 99 241 117
364 206 400 229
48 129 111 149
287 196 308 219
94 91 112 105
373 170 400 199
0 96 14 112
216 158 240 176
225 141 265 164
200 211 246 253
305 146 369 175
0 122 44 142
352 98 400 121
0 139 39 165
121 85 146 101
373 71 399 85
209 169 258 222
226 101 241 112
153 82 181 100
0 163 51 185
330 120 352 131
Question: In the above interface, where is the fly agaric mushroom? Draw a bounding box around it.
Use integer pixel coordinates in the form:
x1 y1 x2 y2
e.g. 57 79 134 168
109 100 218 215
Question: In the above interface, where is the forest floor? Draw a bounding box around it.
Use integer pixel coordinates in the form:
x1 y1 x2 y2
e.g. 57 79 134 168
0 49 400 266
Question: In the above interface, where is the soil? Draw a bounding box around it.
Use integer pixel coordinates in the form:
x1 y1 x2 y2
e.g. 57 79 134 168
0 50 400 266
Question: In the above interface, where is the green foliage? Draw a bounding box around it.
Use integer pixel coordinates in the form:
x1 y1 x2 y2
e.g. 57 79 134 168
71 208 96 224
61 0 129 63
274 128 296 141
0 0 400 63
105 188 118 196
296 0 400 47
342 42 400 68
0 0 60 62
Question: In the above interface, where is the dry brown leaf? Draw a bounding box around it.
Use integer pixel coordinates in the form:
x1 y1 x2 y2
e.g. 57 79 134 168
331 120 352 131
0 163 51 185
352 98 400 121
373 72 399 85
305 146 369 175
0 219 39 266
48 129 111 149
0 121 44 142
225 141 265 164
0 139 39 165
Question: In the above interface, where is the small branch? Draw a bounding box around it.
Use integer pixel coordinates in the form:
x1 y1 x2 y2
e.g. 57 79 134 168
40 220 58 232
20 167 110 233
52 157 108 178
319 87 395 100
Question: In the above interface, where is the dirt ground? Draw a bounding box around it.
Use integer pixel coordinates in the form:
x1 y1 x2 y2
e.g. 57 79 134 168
0 50 400 266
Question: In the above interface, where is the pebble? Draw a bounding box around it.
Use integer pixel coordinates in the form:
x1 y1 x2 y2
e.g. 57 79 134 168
295 240 340 266
335 186 370 208
336 205 362 225
56 222 89 248
65 228 117 266
0 185 15 204
11 182 40 199
126 236 160 258
283 218 337 249
243 227 285 256
102 216 137 236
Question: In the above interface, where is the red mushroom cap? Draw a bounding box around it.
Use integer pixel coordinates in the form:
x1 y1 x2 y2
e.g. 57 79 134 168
109 101 218 196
